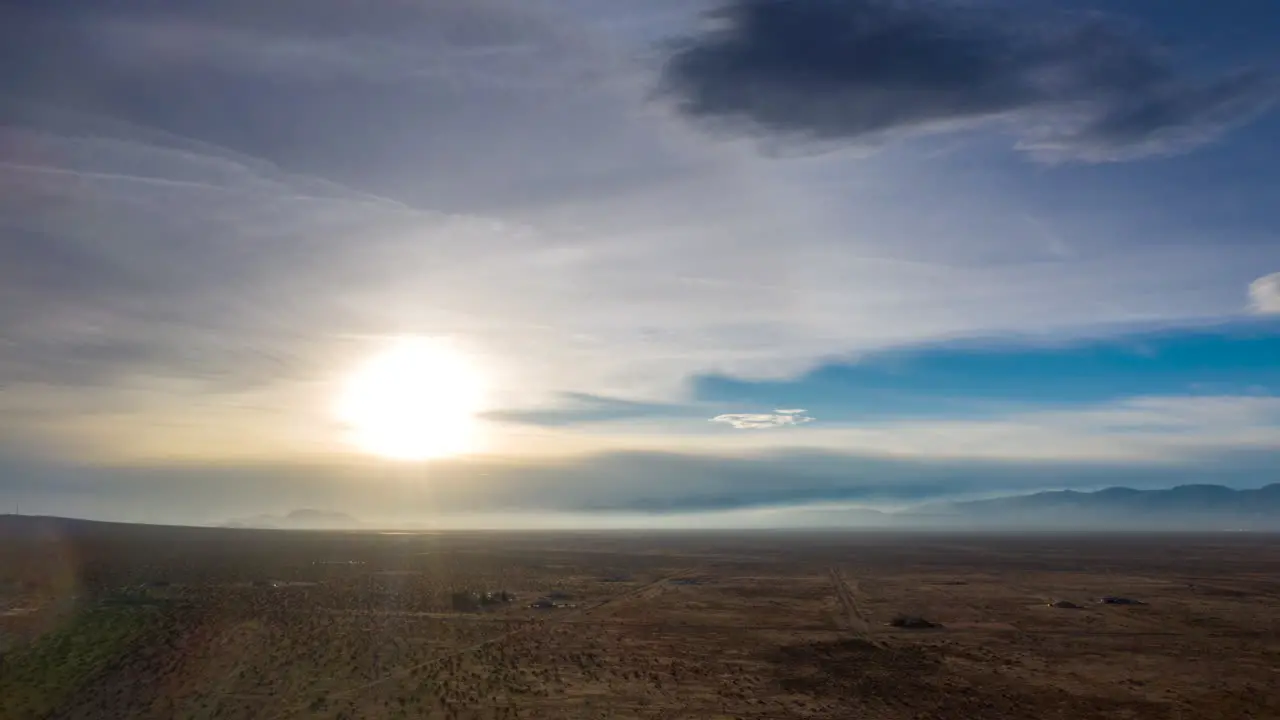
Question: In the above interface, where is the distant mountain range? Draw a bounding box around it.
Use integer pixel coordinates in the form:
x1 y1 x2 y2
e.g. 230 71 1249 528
8 485 1280 532
905 483 1280 530
221 509 361 530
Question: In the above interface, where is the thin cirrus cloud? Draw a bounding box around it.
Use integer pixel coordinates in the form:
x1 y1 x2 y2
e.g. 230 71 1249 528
484 393 702 427
660 0 1278 162
710 408 815 429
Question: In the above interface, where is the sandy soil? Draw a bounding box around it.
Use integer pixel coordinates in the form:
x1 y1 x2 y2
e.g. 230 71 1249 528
2 520 1279 718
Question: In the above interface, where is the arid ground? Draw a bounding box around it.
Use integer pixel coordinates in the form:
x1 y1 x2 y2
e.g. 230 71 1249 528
3 518 1279 719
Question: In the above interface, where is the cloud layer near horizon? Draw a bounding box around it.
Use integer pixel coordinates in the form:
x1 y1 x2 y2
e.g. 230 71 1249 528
7 429 1279 525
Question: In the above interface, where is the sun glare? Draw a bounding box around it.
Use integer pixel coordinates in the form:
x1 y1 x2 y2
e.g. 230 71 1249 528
336 336 486 460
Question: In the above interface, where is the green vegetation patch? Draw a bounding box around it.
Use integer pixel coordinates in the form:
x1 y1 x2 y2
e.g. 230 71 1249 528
0 607 162 719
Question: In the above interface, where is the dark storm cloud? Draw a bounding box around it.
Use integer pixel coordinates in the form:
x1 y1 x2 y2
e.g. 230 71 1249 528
660 0 1278 161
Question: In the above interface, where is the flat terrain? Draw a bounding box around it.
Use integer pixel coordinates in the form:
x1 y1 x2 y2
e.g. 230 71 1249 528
3 518 1280 719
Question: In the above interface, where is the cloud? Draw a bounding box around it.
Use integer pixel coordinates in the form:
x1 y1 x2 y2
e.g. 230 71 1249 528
843 395 1280 462
7 442 1280 524
694 325 1280 420
89 12 593 91
711 408 815 429
0 100 1264 462
0 0 1272 466
484 393 700 426
0 116 507 390
660 0 1277 162
1250 273 1280 314
643 395 1280 463
7 0 592 89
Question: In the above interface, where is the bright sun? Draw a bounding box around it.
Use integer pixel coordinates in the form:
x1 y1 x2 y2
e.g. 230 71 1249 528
335 336 487 460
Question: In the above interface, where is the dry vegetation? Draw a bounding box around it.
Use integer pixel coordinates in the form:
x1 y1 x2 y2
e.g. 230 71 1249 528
3 520 1280 719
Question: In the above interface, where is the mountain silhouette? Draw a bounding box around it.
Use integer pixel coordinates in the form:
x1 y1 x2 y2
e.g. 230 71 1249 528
917 483 1280 529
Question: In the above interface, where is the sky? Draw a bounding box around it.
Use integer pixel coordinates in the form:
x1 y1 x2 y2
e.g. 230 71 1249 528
1 0 1279 527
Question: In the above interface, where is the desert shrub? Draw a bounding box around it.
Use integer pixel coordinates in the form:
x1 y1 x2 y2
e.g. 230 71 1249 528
0 608 163 719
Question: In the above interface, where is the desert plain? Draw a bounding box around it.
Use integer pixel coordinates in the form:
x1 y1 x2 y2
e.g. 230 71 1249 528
2 517 1279 719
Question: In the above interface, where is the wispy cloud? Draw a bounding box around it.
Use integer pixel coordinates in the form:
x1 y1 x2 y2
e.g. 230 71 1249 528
540 393 1280 464
90 12 595 91
711 408 814 429
693 326 1280 421
5 98 1255 463
751 395 1280 462
661 0 1277 162
0 0 1275 479
484 393 699 426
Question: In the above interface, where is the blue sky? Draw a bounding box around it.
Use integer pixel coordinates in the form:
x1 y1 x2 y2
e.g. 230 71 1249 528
1 0 1278 526
693 324 1280 421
